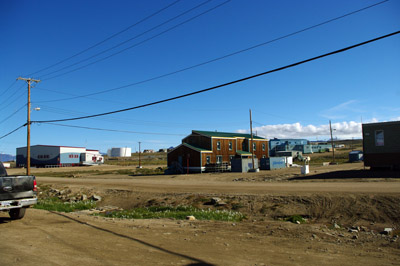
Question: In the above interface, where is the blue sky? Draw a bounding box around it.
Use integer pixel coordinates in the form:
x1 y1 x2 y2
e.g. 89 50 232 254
1 0 399 155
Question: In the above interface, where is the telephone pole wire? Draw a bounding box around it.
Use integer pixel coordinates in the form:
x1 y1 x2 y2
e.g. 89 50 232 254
17 77 41 175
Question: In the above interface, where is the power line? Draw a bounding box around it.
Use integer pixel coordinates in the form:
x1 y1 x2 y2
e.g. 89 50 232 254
33 86 132 105
0 124 26 140
1 80 18 95
42 123 187 136
31 30 400 124
41 0 231 81
39 0 213 79
37 104 245 128
0 83 25 108
0 87 26 112
35 0 389 103
0 104 26 125
24 0 182 77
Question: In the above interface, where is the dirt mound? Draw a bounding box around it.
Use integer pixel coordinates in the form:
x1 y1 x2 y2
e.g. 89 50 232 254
91 188 400 228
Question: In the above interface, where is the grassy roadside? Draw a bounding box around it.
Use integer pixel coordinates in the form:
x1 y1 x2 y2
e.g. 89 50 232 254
33 199 245 222
34 197 97 212
98 206 246 222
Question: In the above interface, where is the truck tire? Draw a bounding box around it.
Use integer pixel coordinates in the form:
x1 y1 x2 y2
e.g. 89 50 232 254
9 207 27 220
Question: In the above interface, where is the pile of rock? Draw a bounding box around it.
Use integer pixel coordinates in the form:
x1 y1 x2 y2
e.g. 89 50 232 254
39 187 102 202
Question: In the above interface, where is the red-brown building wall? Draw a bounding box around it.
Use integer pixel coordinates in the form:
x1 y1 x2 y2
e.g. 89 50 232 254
167 145 201 168
183 134 211 150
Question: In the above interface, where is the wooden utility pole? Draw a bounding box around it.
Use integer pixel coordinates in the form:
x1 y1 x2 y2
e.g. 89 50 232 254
17 77 40 176
249 109 255 170
138 142 142 168
329 120 335 164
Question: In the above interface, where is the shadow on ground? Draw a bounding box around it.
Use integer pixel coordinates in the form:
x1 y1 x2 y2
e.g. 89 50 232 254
51 211 215 266
289 169 400 181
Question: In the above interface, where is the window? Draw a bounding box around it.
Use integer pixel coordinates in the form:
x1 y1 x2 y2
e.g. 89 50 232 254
206 156 210 164
375 130 384 146
217 141 221 150
229 141 233 150
262 143 266 151
253 142 256 151
216 155 222 164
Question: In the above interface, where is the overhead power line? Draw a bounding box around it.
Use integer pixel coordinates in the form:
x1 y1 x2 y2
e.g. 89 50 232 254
31 30 400 125
39 0 213 79
36 0 389 103
41 0 231 81
0 83 26 108
0 104 26 125
0 86 26 113
43 123 187 136
1 80 18 95
0 124 27 140
25 0 181 77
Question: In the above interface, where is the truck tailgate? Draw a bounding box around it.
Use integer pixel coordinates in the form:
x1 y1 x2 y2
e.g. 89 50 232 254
0 175 36 201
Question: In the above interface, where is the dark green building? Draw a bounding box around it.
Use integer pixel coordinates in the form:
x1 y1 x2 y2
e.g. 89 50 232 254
362 121 400 169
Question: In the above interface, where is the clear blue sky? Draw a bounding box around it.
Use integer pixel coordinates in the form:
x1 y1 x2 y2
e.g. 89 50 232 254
1 0 399 155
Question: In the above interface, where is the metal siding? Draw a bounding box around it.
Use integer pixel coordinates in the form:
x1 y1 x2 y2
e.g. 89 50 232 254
18 145 61 167
59 147 85 164
363 122 400 154
231 158 259 172
349 151 363 162
260 157 286 170
363 121 400 168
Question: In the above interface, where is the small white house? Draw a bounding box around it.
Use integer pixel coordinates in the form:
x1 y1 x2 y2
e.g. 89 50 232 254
81 150 104 165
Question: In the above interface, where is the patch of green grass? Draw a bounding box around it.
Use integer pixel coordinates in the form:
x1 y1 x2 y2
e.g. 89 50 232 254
34 198 96 212
104 152 167 166
285 215 306 224
98 205 246 222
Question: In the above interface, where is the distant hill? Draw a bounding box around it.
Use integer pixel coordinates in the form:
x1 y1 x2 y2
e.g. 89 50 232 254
0 154 16 162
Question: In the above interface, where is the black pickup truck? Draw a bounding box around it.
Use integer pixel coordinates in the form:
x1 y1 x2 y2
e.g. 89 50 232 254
0 162 37 219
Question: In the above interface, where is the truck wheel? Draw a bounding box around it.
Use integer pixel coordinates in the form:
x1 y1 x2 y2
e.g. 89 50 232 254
9 208 27 220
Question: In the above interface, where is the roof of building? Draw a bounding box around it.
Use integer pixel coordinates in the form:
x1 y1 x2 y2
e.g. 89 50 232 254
192 130 266 140
17 144 86 149
269 138 308 142
362 121 400 127
183 143 212 152
236 150 252 155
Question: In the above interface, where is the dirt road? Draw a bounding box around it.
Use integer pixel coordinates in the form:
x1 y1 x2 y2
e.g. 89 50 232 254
35 175 400 194
2 163 400 265
1 208 399 266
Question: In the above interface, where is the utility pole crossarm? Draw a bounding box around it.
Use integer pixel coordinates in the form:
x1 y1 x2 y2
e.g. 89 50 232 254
17 77 41 83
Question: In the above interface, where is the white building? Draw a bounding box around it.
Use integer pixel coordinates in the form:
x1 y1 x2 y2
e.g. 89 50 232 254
16 145 103 167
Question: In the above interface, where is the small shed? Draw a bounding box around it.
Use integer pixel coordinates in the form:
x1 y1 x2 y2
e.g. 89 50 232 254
349 150 363 162
231 158 259 173
260 157 286 170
